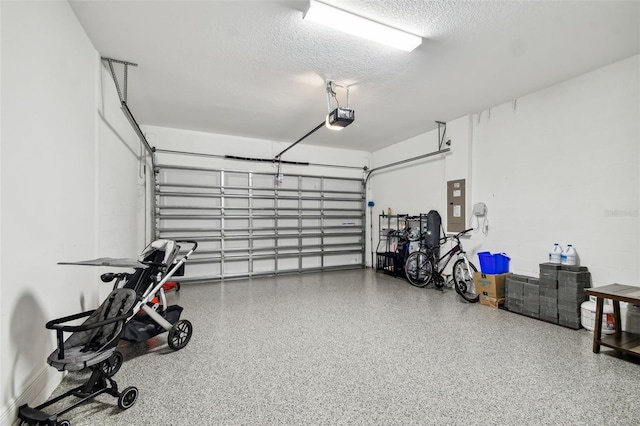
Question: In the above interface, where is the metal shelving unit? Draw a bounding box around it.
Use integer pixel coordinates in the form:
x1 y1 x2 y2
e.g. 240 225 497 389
154 164 365 282
375 214 428 276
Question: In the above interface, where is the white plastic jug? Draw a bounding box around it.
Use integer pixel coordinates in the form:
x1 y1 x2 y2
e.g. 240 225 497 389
549 243 562 264
561 244 577 266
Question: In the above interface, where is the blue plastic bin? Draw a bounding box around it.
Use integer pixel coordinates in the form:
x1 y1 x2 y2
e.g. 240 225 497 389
477 252 496 274
477 252 510 274
495 253 510 274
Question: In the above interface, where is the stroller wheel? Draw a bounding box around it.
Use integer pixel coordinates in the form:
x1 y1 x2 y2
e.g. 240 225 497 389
57 420 71 426
118 386 139 410
101 351 123 377
168 319 193 351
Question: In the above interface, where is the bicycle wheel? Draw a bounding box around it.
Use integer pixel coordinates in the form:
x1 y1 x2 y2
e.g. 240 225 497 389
405 251 433 287
453 258 479 302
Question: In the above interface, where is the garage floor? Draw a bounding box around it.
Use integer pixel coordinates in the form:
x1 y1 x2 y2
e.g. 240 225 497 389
44 269 640 425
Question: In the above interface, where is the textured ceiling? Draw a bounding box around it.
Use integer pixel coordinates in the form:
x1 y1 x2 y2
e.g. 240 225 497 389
69 0 640 154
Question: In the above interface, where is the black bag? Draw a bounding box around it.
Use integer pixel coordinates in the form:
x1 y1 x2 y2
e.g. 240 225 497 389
424 210 442 256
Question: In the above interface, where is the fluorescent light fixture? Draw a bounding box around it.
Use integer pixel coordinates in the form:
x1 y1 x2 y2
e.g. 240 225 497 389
303 0 422 52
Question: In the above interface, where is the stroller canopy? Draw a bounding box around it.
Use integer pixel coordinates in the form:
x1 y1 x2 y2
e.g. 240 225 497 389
138 239 180 267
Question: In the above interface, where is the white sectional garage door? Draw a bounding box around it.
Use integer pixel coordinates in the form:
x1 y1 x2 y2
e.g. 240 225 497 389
155 164 365 282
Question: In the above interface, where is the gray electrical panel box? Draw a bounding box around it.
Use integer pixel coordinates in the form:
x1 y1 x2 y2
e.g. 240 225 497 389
447 179 466 233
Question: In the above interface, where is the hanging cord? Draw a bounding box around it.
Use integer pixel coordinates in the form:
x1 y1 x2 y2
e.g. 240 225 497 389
326 81 340 110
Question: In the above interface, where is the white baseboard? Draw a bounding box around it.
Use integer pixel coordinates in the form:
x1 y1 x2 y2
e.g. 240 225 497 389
0 366 63 426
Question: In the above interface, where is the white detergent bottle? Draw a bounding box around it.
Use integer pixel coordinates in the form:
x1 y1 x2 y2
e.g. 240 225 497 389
561 244 577 266
549 243 562 264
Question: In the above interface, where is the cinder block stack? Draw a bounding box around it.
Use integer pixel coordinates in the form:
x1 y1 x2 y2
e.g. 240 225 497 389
557 266 591 329
539 263 560 323
503 263 590 330
505 274 527 314
523 278 540 319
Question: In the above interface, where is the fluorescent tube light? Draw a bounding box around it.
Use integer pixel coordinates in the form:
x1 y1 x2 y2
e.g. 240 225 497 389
303 0 422 52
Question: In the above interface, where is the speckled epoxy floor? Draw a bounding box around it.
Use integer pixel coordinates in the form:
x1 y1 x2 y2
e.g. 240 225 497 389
40 269 640 425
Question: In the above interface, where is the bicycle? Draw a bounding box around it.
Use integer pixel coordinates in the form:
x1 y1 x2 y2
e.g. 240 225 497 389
404 228 479 303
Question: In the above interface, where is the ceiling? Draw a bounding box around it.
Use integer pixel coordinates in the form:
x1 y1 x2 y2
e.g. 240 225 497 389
69 1 640 154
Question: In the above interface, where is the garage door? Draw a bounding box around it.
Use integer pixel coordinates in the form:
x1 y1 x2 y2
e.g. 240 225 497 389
155 163 365 282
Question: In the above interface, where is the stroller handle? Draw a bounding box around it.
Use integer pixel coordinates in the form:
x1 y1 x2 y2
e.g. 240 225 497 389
176 240 198 253
140 240 198 267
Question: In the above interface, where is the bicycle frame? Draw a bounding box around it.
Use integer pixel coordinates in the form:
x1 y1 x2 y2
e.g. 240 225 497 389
405 227 478 300
432 242 462 275
424 234 473 277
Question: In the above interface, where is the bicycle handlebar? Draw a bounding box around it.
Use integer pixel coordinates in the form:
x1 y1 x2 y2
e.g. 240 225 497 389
453 228 474 238
419 228 473 245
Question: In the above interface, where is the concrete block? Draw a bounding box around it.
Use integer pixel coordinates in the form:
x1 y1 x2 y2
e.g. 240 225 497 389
559 316 581 329
539 264 559 281
561 265 588 272
539 278 558 289
557 300 581 314
506 279 524 300
508 300 523 314
539 287 558 299
540 308 558 319
523 283 539 310
540 263 562 270
524 310 540 319
510 274 530 283
541 314 558 324
558 270 590 285
558 287 589 304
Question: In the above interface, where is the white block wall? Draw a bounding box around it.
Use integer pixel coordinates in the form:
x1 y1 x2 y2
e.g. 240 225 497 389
0 2 144 423
370 55 639 287
470 55 639 287
367 115 473 270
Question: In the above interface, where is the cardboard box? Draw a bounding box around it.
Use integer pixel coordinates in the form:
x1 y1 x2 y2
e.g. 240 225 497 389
474 272 508 298
479 295 505 309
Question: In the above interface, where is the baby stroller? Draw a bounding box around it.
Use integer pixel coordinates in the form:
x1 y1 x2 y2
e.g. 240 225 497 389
17 239 197 425
99 239 198 351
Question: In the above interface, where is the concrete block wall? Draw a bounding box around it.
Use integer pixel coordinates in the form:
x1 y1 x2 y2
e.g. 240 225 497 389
369 55 639 287
368 115 473 270
469 55 639 287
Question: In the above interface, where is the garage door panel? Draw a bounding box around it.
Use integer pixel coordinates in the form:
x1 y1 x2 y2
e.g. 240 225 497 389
156 165 364 282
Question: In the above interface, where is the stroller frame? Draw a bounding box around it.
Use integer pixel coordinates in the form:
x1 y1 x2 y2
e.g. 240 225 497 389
116 239 198 349
17 239 198 425
63 239 198 349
